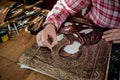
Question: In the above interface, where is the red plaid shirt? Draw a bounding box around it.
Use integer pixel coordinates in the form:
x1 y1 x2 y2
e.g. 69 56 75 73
44 0 120 30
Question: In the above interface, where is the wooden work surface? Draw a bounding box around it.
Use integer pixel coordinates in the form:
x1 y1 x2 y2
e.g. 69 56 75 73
0 0 55 80
0 29 56 80
0 0 112 80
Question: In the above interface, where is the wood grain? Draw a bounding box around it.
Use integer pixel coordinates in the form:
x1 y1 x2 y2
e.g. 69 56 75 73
0 29 35 61
0 56 31 80
0 29 55 80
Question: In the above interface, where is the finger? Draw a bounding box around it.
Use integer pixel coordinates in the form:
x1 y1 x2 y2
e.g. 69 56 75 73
113 40 120 44
36 32 52 48
104 29 120 34
43 40 52 49
102 32 120 39
104 36 120 42
40 32 52 49
38 40 51 48
51 35 58 47
36 32 41 46
48 30 58 47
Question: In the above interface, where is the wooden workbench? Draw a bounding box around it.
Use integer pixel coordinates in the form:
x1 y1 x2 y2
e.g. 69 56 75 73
0 0 112 80
0 0 55 80
0 29 56 80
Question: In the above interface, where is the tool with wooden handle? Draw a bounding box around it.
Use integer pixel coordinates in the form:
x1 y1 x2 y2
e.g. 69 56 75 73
5 2 24 21
6 0 43 20
16 8 41 21
27 14 46 35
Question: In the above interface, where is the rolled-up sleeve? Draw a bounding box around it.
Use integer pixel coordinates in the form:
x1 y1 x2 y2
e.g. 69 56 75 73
44 0 91 30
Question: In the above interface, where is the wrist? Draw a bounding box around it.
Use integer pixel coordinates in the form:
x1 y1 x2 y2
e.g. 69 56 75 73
44 23 57 31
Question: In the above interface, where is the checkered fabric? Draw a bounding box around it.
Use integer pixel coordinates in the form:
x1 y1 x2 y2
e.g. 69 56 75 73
44 0 120 30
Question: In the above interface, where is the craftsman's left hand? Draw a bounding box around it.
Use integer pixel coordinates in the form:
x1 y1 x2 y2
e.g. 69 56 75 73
102 29 120 43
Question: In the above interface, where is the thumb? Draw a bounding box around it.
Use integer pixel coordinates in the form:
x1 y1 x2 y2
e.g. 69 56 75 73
44 40 52 49
51 34 58 48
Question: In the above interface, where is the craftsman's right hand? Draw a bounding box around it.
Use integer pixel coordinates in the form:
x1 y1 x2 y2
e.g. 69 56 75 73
36 24 58 49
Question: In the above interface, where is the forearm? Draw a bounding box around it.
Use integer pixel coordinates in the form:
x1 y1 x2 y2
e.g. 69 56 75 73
44 0 91 31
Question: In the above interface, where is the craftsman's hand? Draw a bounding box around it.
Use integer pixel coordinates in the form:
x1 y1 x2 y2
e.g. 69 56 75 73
36 24 58 49
0 8 9 23
102 29 120 43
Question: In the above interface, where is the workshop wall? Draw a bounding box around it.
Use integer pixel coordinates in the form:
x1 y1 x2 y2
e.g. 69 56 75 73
43 0 57 10
10 0 39 5
10 0 58 10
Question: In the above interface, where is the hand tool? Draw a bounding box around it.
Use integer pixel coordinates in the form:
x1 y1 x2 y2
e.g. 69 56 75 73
17 9 42 28
7 21 14 38
16 8 41 21
24 0 43 10
5 2 24 21
6 0 43 20
13 22 20 35
27 14 46 35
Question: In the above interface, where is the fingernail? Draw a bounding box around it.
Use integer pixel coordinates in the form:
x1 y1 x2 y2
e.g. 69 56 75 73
56 41 58 44
54 41 58 45
102 36 104 39
105 39 109 41
103 32 107 34
51 45 54 48
49 46 52 49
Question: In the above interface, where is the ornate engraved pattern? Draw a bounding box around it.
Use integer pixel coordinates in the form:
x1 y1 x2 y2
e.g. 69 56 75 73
19 18 112 80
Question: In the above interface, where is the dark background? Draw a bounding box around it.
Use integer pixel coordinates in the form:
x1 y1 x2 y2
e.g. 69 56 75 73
10 0 57 10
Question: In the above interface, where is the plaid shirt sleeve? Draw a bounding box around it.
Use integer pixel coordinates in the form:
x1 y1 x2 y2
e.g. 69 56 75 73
86 0 120 29
43 0 91 30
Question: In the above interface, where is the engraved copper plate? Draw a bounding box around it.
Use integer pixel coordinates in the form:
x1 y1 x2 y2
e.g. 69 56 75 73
19 20 112 80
